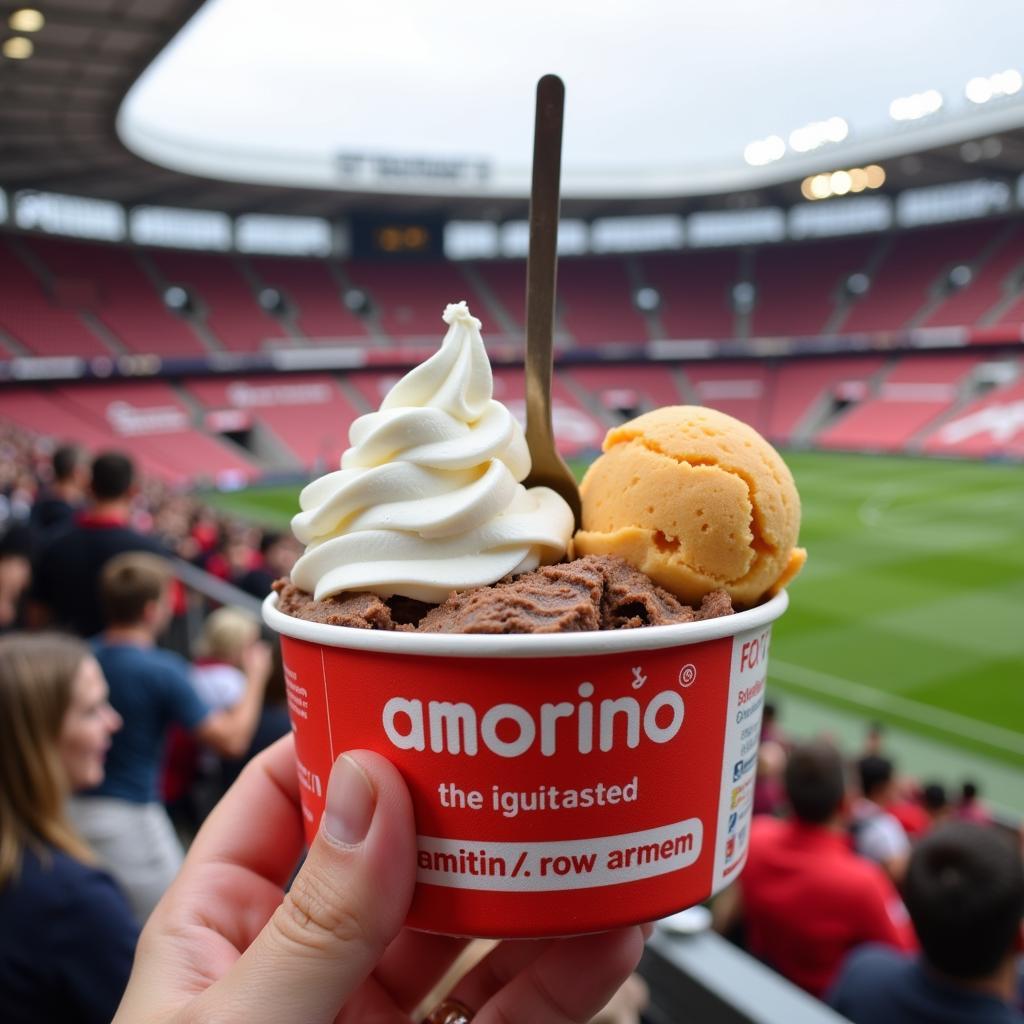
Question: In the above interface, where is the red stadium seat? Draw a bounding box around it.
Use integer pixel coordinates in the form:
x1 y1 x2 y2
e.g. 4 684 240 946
816 353 985 452
0 240 113 357
25 237 207 357
638 250 739 340
149 250 289 352
247 256 370 342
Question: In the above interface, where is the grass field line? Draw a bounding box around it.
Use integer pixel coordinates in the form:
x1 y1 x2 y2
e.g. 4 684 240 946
770 659 1024 759
856 480 1021 529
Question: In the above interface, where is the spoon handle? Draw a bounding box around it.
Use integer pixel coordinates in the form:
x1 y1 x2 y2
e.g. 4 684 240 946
525 73 564 452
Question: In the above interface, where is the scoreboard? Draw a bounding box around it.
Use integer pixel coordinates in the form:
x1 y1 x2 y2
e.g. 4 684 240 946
350 214 445 260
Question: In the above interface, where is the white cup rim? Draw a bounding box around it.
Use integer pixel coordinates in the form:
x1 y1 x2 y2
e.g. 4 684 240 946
263 588 789 659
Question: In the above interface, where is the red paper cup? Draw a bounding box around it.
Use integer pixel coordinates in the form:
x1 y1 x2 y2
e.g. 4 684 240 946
263 589 787 938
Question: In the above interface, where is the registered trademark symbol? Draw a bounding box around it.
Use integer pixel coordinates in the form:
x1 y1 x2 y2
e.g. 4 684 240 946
679 664 697 687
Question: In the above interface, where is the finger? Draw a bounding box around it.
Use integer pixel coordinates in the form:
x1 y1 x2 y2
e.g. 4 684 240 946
180 733 305 887
114 738 308 1020
372 930 471 1011
589 973 650 1024
447 937 555 1011
477 928 645 1024
189 749 417 1024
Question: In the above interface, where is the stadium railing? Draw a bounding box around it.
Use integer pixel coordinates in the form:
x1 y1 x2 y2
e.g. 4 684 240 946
169 556 263 657
642 930 850 1024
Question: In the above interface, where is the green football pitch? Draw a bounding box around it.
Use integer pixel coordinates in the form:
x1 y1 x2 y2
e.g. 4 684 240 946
207 452 1024 804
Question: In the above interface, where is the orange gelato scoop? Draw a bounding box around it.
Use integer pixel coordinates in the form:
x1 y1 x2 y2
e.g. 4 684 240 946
573 406 805 607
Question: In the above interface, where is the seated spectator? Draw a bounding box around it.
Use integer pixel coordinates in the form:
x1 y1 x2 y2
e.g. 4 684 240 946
30 443 88 534
29 451 168 636
923 781 951 828
0 524 32 633
68 553 268 921
202 524 257 583
863 719 886 757
759 700 787 747
753 739 787 817
956 781 994 826
219 642 293 790
727 740 911 997
829 822 1024 1023
0 633 138 1024
191 607 269 711
888 778 931 838
236 530 300 600
852 754 911 881
172 607 273 819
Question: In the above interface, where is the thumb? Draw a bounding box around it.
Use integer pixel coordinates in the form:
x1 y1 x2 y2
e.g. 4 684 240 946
197 750 417 1024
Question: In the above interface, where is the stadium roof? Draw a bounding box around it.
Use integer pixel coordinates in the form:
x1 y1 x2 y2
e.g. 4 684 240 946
2 0 1024 220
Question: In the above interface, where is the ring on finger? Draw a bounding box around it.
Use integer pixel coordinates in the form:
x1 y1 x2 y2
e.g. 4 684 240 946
424 996 475 1024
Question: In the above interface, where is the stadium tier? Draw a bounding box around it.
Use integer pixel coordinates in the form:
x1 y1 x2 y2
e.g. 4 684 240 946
766 356 887 444
345 259 496 342
184 375 361 469
922 221 1024 329
816 352 989 453
149 250 289 352
0 381 259 484
555 256 649 345
0 239 113 358
247 256 370 343
564 364 689 413
749 237 877 338
922 375 1024 459
24 236 208 357
2 351 1021 479
1 219 1023 472
638 249 740 339
835 222 1001 335
3 219 1024 358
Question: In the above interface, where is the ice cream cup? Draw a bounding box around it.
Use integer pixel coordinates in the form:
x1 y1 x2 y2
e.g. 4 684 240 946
263 589 787 938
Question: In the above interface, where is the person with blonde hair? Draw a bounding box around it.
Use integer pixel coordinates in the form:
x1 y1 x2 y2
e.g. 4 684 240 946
0 632 137 1024
163 606 274 822
192 606 264 711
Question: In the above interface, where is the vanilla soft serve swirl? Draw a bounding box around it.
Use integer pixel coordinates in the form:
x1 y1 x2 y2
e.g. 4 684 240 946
290 302 574 603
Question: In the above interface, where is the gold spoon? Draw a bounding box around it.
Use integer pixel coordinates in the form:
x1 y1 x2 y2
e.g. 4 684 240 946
523 73 583 528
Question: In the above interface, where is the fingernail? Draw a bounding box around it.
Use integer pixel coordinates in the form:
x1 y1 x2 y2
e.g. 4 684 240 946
323 754 376 846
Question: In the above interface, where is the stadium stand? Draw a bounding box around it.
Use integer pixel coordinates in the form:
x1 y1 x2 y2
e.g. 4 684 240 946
246 256 371 342
24 237 208 357
346 259 495 342
922 221 1024 329
750 237 877 338
0 239 113 357
565 364 688 416
4 222 1024 362
680 361 774 436
490 367 606 455
555 256 649 345
471 260 530 333
765 356 887 445
185 375 360 469
0 381 258 484
836 222 1000 334
3 220 1024 465
922 368 1024 458
638 250 740 339
149 250 290 352
816 353 986 453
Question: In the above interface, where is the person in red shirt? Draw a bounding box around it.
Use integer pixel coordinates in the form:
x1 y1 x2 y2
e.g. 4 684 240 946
724 740 913 997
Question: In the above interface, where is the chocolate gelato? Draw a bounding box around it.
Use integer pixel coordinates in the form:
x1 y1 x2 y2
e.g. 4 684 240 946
274 555 733 634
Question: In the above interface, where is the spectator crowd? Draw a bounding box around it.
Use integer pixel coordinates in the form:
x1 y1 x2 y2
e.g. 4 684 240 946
0 419 1022 1024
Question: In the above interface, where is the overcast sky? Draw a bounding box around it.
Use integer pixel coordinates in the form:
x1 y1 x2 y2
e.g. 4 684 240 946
122 0 1024 195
